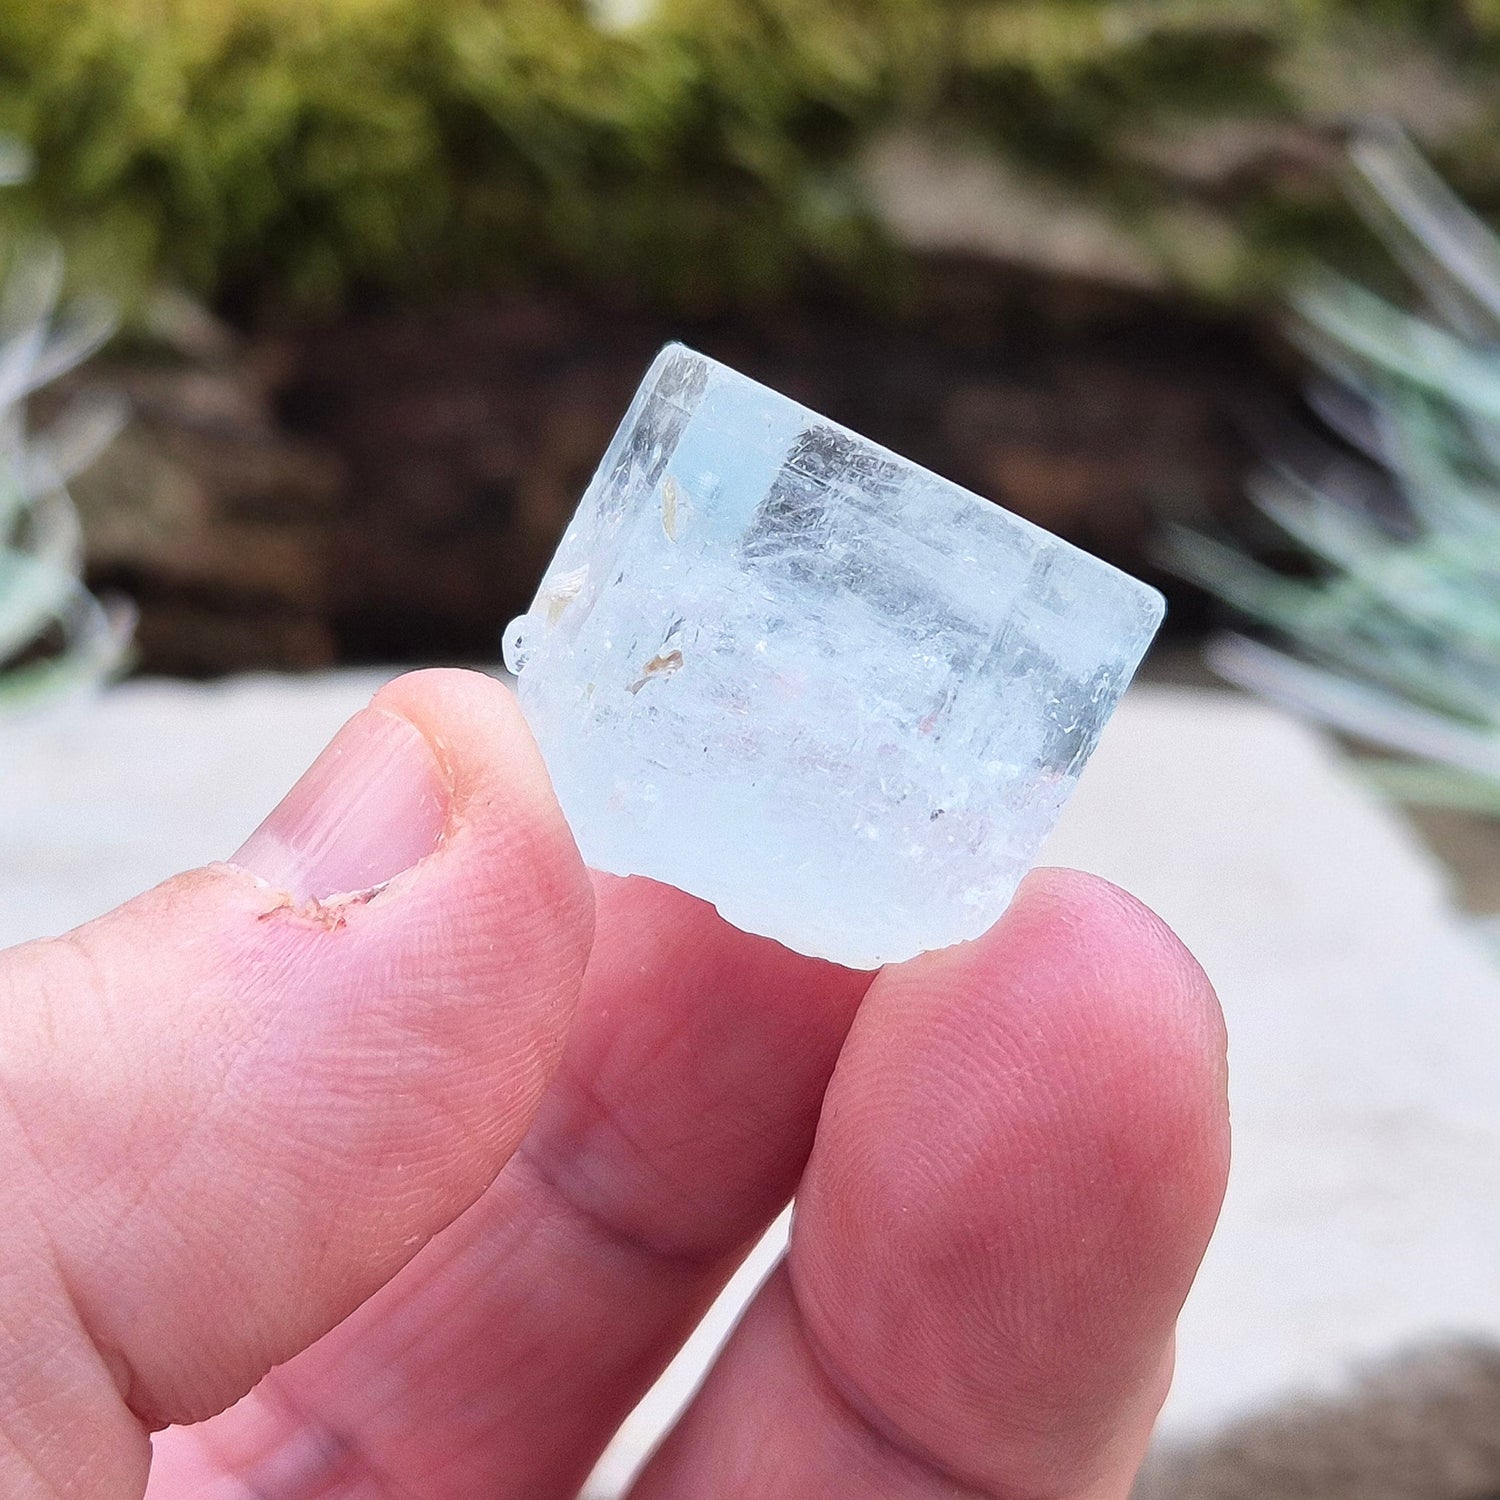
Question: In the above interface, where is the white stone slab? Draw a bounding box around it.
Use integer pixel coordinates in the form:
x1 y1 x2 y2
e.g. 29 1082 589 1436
3 674 1499 1490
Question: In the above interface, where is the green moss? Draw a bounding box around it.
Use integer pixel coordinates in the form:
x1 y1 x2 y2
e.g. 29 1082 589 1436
0 0 1496 315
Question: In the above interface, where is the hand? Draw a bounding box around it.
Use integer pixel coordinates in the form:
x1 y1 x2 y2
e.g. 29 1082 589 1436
0 669 1228 1499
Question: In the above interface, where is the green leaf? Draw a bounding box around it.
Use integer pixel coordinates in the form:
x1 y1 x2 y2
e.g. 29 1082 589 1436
1358 757 1500 816
0 549 78 663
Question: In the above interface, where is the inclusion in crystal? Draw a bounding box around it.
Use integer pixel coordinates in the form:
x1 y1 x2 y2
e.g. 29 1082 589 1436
503 344 1163 968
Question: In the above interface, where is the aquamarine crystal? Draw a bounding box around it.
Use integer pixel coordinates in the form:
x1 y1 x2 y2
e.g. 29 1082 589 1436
503 345 1163 968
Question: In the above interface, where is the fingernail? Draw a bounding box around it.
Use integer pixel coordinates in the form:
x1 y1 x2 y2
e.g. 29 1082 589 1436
232 707 447 901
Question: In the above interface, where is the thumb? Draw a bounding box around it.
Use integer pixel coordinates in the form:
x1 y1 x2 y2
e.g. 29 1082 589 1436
0 669 593 1499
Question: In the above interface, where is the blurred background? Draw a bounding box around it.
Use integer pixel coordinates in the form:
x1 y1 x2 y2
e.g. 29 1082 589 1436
8 1 1500 1494
13 0 1495 679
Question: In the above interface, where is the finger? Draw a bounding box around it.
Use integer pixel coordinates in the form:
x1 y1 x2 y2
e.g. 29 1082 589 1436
0 669 593 1500
631 869 1230 1500
147 874 873 1500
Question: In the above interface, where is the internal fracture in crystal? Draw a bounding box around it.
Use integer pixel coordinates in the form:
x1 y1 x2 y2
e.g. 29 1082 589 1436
504 344 1163 968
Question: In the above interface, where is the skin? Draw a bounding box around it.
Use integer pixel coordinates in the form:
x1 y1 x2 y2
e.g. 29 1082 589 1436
0 669 1230 1499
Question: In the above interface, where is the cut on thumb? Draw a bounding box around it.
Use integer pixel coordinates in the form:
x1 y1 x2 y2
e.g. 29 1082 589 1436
0 668 593 1499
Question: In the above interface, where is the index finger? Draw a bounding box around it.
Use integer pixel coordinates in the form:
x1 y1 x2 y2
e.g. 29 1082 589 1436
632 869 1230 1500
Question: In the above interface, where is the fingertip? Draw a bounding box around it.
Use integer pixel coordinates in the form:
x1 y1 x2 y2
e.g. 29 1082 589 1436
896 866 1228 1118
1024 866 1227 1084
369 667 594 953
924 864 1218 1004
371 667 549 814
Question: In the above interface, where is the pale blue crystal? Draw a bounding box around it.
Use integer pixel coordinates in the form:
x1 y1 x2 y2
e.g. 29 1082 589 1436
503 344 1163 968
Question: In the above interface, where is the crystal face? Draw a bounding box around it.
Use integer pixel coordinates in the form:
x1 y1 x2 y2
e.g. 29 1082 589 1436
503 345 1164 968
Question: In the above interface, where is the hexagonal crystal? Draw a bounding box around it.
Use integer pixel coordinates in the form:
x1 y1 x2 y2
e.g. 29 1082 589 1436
504 344 1163 967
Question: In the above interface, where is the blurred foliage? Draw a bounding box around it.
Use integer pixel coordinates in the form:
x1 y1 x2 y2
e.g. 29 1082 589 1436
0 144 131 711
1 1 1500 314
1164 127 1500 812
